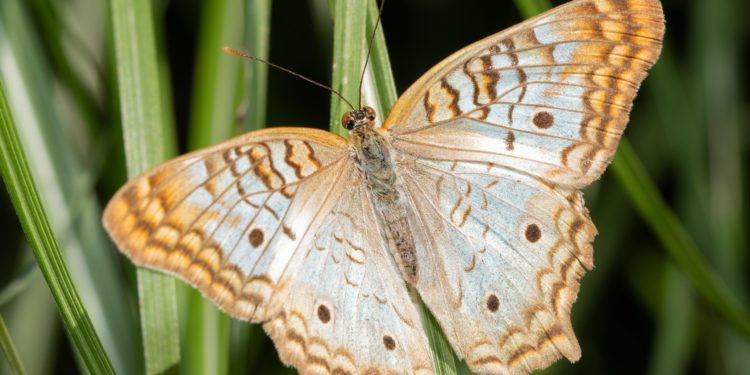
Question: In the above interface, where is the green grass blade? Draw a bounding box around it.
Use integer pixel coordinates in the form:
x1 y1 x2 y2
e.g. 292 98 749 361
0 314 25 375
329 0 366 136
184 1 244 374
512 0 551 18
242 0 272 133
0 78 115 373
329 1 457 372
188 0 244 149
364 0 457 372
228 1 274 372
514 0 750 340
110 0 181 372
364 0 397 114
0 268 58 375
612 142 750 337
0 0 142 371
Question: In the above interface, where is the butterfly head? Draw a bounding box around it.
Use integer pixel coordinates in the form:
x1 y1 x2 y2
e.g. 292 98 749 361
342 106 376 131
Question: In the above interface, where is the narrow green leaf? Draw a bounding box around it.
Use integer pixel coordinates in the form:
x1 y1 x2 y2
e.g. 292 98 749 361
242 0 273 133
329 0 366 136
110 0 181 372
184 1 245 374
0 0 142 371
0 78 114 373
612 142 750 337
513 0 551 19
330 1 457 372
188 0 245 149
364 0 397 114
229 1 274 372
0 314 25 375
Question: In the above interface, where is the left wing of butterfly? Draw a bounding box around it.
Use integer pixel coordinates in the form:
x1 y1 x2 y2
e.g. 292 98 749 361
102 127 433 374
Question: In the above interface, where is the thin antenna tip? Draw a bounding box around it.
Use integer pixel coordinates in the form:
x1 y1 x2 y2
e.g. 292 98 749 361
223 47 244 56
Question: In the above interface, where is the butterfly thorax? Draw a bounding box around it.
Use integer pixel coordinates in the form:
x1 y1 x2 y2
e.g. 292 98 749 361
346 108 419 285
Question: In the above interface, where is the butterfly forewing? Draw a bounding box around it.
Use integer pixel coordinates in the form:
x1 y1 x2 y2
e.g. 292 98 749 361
103 127 350 320
385 0 664 188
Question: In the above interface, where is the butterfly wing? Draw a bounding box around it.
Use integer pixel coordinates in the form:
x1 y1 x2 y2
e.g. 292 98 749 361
400 158 595 374
381 0 664 373
103 127 432 373
384 0 664 188
264 176 433 374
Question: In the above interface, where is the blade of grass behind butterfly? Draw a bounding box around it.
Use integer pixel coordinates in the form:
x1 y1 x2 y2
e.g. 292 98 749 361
0 314 25 375
329 0 365 136
184 0 245 374
110 0 182 372
1 0 143 372
0 77 115 373
692 0 750 370
514 0 750 341
363 1 457 373
329 0 457 373
229 0 273 373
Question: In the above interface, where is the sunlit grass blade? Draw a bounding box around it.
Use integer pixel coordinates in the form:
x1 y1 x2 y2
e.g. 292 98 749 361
0 78 114 373
184 1 245 374
364 0 397 115
110 0 181 372
1 0 142 371
0 314 24 375
188 0 244 149
329 0 365 136
364 0 457 372
512 0 551 18
330 0 457 372
242 0 272 133
227 1 274 372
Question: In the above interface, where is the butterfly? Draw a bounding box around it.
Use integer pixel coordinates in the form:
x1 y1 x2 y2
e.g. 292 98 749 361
103 0 664 373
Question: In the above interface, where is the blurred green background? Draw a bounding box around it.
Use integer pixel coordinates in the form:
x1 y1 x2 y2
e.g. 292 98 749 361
0 0 748 374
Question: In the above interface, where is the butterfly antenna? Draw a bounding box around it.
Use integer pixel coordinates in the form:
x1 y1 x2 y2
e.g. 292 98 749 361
223 47 355 110
358 0 386 109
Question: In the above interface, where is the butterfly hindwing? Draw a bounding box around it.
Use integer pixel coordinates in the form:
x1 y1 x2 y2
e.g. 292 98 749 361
264 177 434 374
385 0 665 188
400 158 595 374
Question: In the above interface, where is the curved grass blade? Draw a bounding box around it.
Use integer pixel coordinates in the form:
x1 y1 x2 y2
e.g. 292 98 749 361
110 0 181 372
0 78 114 374
0 314 24 375
330 0 457 373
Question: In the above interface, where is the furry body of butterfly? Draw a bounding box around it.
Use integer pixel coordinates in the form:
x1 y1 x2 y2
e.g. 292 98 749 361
103 0 665 374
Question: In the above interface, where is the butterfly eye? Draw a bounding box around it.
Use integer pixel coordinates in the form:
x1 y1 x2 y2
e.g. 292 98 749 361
364 106 376 121
341 113 355 130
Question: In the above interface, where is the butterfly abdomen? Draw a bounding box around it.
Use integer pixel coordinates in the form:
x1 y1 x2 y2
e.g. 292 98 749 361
350 126 420 284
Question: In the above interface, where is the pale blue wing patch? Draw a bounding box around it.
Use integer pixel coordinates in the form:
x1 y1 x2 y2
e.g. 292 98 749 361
400 158 596 374
263 182 434 374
